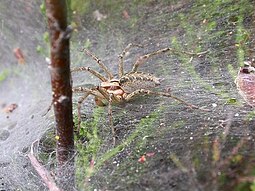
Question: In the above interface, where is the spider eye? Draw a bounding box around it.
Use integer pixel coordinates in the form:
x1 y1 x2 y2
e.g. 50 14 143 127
242 68 250 74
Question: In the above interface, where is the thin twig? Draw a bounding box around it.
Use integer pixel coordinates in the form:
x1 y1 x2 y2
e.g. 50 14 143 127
28 140 61 191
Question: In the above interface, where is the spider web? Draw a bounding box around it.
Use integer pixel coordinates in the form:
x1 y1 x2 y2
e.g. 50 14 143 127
1 0 255 190
0 0 52 190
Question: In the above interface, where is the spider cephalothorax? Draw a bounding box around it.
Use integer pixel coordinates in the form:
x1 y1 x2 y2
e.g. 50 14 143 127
72 43 207 143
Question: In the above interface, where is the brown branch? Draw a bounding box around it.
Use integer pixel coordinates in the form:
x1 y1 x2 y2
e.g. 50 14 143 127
45 0 75 190
28 141 61 191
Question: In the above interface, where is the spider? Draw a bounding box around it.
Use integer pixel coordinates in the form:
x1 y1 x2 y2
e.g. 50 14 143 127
72 43 207 143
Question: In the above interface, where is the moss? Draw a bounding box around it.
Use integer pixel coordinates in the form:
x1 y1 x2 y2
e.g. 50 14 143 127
245 111 255 121
75 107 104 188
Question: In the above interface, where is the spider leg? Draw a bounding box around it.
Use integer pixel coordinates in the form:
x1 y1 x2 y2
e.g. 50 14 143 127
96 86 121 104
73 86 106 97
108 93 116 145
130 47 208 73
125 89 209 111
96 87 123 145
71 67 107 82
130 48 171 73
81 48 114 79
118 43 143 78
73 87 105 133
76 92 90 133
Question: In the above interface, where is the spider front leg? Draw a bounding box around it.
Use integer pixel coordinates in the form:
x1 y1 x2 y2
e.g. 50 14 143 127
76 92 90 133
118 43 143 78
81 48 114 79
72 87 93 133
125 89 208 111
96 86 123 145
108 93 116 145
71 67 107 82
96 86 122 104
130 48 173 73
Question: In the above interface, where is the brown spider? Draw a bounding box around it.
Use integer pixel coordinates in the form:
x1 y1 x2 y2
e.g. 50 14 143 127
72 44 207 143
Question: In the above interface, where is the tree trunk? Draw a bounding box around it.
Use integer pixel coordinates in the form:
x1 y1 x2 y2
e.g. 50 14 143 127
45 0 75 190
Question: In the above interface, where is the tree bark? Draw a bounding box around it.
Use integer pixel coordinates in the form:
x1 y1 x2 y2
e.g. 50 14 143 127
45 0 74 190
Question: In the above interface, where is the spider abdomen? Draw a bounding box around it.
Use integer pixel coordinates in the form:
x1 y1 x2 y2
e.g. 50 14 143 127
119 72 161 93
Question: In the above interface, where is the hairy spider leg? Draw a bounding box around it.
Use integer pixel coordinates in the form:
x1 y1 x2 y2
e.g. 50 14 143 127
71 67 107 82
96 86 122 104
44 65 109 117
108 93 115 145
130 48 173 73
82 48 114 79
125 89 209 111
72 87 105 133
118 43 143 78
96 86 124 144
130 47 208 73
76 92 90 133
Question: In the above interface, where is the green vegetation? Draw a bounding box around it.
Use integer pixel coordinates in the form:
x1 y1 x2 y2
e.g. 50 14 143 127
0 69 9 82
166 0 253 107
75 107 104 188
75 106 163 189
36 0 255 190
72 0 255 189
